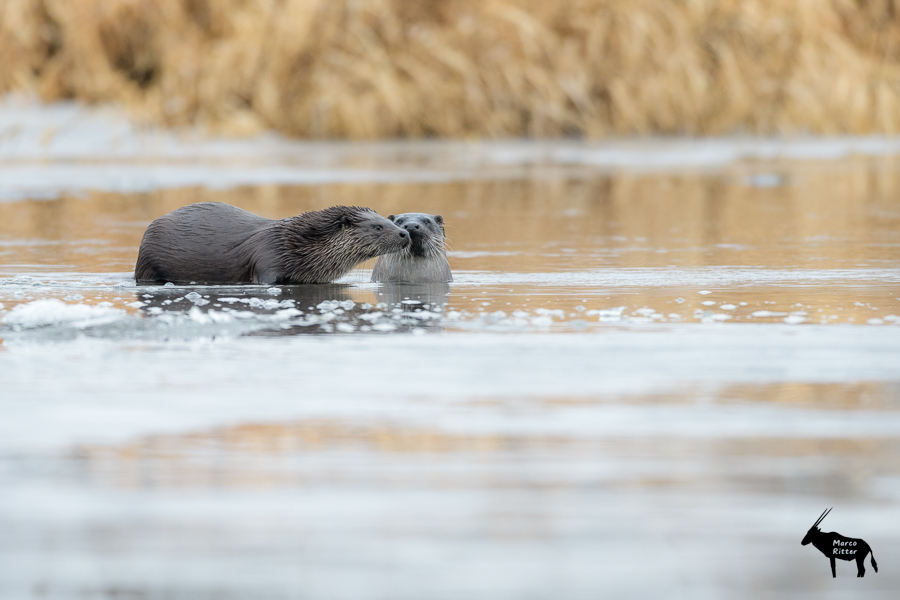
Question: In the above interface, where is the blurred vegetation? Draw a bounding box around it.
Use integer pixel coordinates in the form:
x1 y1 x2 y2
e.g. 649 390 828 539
3 0 900 138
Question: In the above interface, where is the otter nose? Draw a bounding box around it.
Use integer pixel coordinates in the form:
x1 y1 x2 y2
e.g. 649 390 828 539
403 223 420 231
398 230 408 239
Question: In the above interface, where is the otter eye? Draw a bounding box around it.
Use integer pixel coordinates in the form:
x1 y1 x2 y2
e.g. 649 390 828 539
424 219 432 224
374 225 383 231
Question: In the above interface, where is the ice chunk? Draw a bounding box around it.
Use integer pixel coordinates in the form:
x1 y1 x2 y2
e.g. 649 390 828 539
590 306 627 322
184 292 210 306
3 299 125 330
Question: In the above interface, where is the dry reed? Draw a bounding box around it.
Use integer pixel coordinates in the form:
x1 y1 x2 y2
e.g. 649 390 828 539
3 0 900 138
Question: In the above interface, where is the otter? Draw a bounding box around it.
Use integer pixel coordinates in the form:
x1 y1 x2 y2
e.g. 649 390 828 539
135 202 409 285
371 213 452 283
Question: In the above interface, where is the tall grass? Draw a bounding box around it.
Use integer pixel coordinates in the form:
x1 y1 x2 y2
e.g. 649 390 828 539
3 0 900 138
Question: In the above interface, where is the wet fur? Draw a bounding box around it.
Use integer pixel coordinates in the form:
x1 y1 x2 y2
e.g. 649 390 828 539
135 202 408 285
371 213 452 283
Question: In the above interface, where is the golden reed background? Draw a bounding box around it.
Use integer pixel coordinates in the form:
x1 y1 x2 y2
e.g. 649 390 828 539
3 0 900 138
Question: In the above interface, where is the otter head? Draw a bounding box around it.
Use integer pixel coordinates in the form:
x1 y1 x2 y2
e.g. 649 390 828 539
340 208 410 259
388 213 446 258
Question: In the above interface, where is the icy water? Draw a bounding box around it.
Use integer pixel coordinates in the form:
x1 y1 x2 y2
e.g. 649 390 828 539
2 109 900 598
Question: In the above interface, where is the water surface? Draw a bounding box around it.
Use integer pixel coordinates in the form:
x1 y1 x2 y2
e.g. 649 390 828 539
1 131 899 598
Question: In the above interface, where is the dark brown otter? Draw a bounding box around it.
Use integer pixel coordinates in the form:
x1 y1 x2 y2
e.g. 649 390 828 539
371 213 452 283
135 202 409 285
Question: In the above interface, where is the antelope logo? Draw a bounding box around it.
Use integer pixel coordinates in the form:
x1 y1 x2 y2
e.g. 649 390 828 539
801 508 878 578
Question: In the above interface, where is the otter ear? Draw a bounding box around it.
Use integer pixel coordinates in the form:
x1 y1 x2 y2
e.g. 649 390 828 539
387 215 396 222
434 215 444 225
341 215 354 227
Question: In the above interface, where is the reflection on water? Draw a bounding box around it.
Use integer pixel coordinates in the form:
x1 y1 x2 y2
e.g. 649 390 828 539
1 157 900 274
1 156 898 332
1 154 900 598
73 381 900 494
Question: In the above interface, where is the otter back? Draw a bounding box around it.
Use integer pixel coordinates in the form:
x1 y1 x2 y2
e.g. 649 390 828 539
135 202 408 285
371 213 452 283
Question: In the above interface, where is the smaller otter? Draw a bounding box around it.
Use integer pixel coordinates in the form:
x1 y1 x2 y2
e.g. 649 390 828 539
135 202 409 285
371 213 452 283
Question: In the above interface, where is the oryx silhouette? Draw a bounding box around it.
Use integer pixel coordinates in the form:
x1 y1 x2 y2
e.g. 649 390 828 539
801 508 878 578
